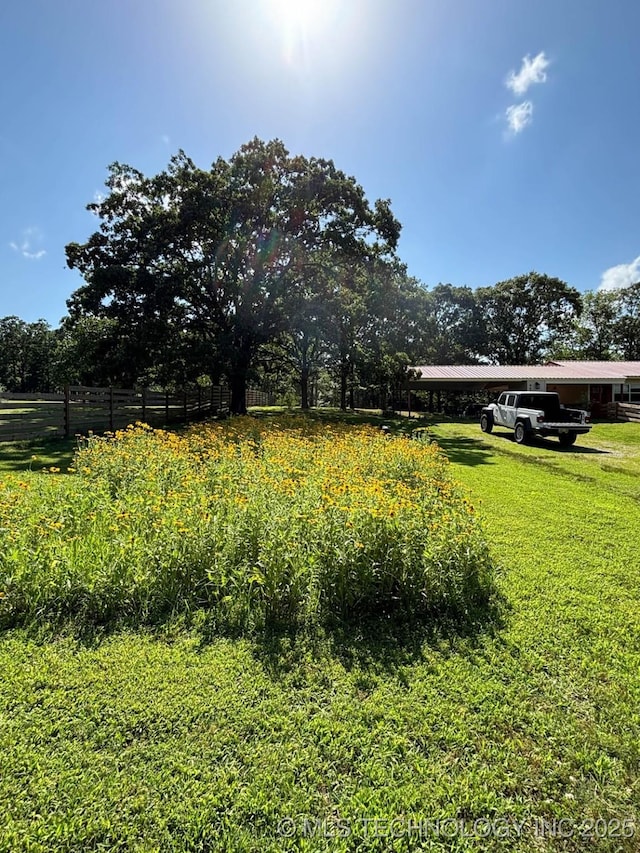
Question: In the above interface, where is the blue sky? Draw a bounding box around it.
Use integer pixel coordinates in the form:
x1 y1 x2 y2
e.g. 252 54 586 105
2 0 639 325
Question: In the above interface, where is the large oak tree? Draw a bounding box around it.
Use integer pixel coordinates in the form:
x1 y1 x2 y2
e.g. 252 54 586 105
66 139 400 413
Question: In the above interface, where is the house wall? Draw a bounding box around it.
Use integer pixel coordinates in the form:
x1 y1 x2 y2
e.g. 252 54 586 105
546 383 590 405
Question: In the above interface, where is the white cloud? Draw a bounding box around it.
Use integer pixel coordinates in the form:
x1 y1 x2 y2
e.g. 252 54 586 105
505 101 533 134
9 227 46 260
599 256 640 291
506 52 550 96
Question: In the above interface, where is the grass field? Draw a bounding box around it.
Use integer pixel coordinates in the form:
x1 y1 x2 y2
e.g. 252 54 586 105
0 415 639 851
0 435 76 473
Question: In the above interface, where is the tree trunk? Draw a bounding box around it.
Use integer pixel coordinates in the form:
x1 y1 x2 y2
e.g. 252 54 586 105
229 370 248 415
300 366 310 410
340 361 348 410
228 338 255 415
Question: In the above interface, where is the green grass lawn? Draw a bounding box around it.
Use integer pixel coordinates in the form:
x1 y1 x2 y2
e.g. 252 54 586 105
0 418 639 851
0 436 76 474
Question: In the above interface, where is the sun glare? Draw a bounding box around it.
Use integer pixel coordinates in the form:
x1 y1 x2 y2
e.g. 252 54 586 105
265 0 341 65
270 0 332 30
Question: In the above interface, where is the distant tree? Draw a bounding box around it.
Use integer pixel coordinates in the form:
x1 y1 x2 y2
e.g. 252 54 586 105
356 269 432 410
425 284 487 363
251 264 433 411
476 272 582 364
267 293 329 409
612 282 640 360
53 315 148 387
0 317 57 392
561 289 619 360
66 139 400 413
324 258 377 410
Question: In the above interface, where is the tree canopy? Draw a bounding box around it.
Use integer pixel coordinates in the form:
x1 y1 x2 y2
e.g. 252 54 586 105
0 138 632 406
476 272 582 364
0 317 57 393
66 138 401 412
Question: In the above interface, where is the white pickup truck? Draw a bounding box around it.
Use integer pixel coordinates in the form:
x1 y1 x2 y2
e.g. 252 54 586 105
480 391 592 446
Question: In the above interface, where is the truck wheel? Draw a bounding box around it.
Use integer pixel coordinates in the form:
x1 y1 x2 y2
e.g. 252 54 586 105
480 413 493 433
559 433 577 447
514 422 528 444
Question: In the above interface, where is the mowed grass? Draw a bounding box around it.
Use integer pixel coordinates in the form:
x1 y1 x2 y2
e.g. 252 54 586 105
0 417 639 851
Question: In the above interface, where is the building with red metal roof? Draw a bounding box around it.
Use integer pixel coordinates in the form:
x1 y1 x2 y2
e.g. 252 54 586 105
408 361 640 408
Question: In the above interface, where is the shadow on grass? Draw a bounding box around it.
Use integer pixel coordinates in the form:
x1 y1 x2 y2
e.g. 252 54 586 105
431 435 495 467
4 588 511 689
0 436 77 473
491 431 611 455
238 591 510 682
295 408 441 433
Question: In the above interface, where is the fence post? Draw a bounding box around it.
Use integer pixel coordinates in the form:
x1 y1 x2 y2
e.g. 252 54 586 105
165 391 169 425
64 385 70 438
142 387 147 423
183 390 188 422
109 386 114 431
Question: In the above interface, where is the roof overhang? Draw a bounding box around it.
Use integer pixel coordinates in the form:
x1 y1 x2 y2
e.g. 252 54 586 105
407 361 640 389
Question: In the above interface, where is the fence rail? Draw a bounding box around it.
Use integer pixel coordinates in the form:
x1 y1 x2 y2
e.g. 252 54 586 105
0 385 274 443
0 397 65 442
606 402 640 423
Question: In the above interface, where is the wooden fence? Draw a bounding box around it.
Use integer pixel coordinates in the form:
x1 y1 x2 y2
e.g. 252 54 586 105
606 402 640 423
0 393 66 443
0 385 275 443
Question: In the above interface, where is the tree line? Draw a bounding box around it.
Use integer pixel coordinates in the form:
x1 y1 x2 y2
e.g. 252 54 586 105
3 139 640 410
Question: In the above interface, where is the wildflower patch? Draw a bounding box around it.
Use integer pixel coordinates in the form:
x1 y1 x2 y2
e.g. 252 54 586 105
0 417 494 629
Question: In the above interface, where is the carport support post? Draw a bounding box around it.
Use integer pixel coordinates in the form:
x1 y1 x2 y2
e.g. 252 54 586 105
407 385 411 418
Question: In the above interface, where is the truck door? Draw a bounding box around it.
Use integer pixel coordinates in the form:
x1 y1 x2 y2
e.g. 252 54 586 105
494 393 508 425
502 393 517 428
